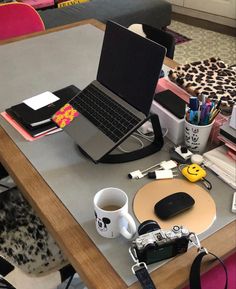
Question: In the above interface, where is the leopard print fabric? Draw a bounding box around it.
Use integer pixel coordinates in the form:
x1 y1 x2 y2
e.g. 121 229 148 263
169 57 236 114
0 188 66 276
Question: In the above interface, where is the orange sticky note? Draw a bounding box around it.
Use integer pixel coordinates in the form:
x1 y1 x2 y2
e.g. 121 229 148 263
52 103 79 128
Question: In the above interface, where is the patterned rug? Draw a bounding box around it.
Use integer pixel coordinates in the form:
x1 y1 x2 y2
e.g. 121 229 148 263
169 20 236 66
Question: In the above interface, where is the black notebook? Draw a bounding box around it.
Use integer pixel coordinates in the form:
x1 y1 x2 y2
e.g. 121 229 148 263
6 85 80 137
7 85 80 128
219 122 236 144
154 89 187 119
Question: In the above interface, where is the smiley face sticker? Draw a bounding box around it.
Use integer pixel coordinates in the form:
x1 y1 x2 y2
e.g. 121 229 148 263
181 164 206 182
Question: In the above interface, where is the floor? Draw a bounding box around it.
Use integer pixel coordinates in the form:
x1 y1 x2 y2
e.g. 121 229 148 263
169 17 236 65
172 12 236 37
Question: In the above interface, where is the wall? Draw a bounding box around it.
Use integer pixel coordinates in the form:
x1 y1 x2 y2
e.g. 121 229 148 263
168 0 236 27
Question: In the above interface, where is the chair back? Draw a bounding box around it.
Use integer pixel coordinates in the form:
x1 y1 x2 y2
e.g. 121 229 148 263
0 2 45 41
142 24 175 59
129 24 175 59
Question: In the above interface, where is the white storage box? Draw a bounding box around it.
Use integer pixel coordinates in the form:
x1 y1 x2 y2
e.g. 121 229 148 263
151 100 184 145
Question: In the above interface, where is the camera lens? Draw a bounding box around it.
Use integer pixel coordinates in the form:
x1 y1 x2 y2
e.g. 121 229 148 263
138 220 161 235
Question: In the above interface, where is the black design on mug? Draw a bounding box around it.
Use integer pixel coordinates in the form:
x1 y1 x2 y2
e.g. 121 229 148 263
192 134 199 142
192 128 199 133
94 211 111 232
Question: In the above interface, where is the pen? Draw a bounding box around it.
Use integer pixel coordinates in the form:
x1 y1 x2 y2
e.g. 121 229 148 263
199 103 207 125
215 98 222 110
186 110 190 122
209 108 221 123
209 101 215 115
204 103 212 125
201 94 206 104
189 96 199 111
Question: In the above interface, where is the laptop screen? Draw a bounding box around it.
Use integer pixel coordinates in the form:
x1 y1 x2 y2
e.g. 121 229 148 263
97 21 166 116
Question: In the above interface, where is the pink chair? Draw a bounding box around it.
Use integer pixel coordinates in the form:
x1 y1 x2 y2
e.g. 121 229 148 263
0 2 45 41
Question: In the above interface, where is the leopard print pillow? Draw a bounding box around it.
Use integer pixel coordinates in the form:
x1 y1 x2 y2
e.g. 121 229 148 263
0 188 66 275
168 57 236 114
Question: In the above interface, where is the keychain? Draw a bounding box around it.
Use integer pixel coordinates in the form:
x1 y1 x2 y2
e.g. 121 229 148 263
181 163 212 190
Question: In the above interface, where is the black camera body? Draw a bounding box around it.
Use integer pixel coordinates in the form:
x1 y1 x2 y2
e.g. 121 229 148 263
131 220 189 265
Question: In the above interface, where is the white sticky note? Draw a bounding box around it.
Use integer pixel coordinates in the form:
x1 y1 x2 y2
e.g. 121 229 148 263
23 91 59 110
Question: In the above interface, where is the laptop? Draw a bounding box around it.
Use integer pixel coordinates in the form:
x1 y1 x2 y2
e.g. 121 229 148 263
63 21 166 163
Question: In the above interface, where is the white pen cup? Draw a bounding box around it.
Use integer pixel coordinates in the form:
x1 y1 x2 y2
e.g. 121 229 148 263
94 187 136 239
184 118 214 154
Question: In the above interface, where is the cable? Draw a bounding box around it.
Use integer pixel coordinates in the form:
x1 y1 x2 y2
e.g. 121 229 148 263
0 278 15 289
0 184 9 189
161 127 168 138
118 125 168 153
0 185 17 193
134 131 154 142
118 134 144 153
64 274 75 289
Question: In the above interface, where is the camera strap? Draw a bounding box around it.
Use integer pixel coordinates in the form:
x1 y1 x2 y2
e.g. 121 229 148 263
132 263 157 289
129 248 157 289
190 250 228 289
189 234 228 289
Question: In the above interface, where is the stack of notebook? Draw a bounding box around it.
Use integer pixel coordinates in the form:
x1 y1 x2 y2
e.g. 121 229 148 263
217 120 236 161
5 85 79 138
203 145 236 189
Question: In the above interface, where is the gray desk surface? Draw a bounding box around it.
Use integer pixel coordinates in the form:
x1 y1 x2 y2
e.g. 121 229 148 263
0 24 235 286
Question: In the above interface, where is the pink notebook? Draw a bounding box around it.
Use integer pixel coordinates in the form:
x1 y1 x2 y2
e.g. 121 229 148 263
1 112 61 141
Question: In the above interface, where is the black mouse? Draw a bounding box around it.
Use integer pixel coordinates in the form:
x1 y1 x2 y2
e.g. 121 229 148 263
154 192 195 220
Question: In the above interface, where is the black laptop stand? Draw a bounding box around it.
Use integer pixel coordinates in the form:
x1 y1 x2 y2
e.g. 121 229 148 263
98 114 164 163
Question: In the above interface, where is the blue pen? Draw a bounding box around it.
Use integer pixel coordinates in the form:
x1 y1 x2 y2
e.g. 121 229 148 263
200 103 208 125
189 96 199 111
204 103 211 125
202 104 212 125
199 103 205 123
189 109 199 124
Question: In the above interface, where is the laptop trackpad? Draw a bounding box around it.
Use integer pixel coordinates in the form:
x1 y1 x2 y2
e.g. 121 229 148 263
65 114 114 161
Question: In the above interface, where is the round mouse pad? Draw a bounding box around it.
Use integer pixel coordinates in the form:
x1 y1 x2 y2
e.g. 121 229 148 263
133 179 216 234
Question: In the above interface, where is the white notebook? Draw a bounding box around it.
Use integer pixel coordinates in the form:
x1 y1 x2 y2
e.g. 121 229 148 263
203 145 236 189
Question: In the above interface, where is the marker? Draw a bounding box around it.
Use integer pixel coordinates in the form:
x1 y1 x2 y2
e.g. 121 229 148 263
199 103 208 125
209 109 221 123
189 97 199 111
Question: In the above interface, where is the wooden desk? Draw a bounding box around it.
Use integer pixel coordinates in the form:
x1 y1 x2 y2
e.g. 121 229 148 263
0 19 235 289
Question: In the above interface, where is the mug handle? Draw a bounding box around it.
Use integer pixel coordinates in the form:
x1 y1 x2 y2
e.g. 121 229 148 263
119 212 136 239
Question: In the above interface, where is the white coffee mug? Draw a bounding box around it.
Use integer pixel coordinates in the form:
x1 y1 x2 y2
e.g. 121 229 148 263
93 187 136 239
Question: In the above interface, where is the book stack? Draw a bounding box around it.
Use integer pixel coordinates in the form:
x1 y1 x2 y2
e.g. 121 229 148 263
203 145 236 189
218 119 236 160
5 85 80 138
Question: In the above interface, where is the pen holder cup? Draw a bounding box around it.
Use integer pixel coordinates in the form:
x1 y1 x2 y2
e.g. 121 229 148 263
184 118 214 154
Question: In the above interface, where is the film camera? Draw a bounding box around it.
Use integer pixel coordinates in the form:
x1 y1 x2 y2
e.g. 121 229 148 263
130 220 190 265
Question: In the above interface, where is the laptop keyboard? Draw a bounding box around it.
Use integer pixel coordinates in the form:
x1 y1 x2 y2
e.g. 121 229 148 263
70 84 141 143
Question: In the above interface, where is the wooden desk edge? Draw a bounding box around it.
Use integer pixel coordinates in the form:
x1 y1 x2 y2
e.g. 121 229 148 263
0 126 126 289
0 19 234 289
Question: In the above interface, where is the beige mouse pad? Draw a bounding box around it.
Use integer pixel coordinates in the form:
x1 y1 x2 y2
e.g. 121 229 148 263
133 179 216 234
